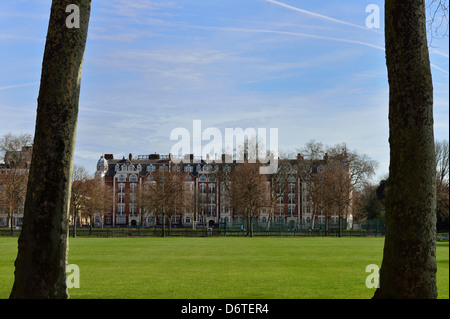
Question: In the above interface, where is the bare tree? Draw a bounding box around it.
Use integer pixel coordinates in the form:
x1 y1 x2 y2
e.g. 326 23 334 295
229 162 270 237
0 133 32 235
321 159 353 236
426 0 449 44
297 140 326 230
296 141 377 232
267 160 290 230
435 140 449 229
70 165 89 237
326 143 377 191
82 176 112 234
0 168 28 235
140 169 186 237
10 0 92 299
0 133 33 167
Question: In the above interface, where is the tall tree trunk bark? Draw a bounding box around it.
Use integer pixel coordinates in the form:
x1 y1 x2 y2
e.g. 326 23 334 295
374 0 437 299
10 0 91 299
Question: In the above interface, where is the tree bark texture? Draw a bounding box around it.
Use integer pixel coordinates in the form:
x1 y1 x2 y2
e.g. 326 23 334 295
10 0 91 299
374 0 437 298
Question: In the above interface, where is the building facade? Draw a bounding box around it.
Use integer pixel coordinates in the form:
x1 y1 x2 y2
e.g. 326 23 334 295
94 153 353 230
0 146 32 229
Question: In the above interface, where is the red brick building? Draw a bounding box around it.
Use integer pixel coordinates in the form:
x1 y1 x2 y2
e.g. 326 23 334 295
94 153 353 230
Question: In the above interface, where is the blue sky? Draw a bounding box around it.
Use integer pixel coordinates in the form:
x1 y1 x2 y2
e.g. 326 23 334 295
0 0 448 181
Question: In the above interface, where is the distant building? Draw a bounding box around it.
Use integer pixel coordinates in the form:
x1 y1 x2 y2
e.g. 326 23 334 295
93 152 354 230
0 146 32 228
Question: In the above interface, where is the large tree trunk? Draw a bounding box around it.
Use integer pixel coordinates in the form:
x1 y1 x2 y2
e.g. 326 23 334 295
10 0 91 299
374 0 437 299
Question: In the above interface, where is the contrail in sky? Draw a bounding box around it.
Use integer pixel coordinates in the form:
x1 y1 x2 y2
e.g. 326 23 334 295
0 82 39 91
265 0 370 31
206 26 449 74
139 17 450 74
213 26 386 51
263 0 448 73
431 64 449 74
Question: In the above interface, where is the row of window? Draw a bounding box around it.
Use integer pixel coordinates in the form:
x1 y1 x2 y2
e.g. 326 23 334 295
115 178 301 196
114 204 314 217
118 183 137 193
117 174 138 182
116 204 137 215
114 163 234 173
101 215 339 225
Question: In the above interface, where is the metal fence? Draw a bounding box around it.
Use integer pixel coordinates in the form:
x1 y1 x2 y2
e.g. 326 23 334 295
2 227 449 239
0 227 385 238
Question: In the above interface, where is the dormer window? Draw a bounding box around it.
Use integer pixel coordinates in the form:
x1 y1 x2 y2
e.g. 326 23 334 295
115 164 120 171
137 164 142 171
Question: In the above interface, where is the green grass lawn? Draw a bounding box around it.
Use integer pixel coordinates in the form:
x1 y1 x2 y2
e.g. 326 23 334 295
0 237 448 299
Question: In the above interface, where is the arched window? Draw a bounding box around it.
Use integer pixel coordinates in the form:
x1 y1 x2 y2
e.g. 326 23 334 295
130 174 138 182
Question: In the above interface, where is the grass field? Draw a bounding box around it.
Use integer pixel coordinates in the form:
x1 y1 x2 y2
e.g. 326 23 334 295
0 237 448 299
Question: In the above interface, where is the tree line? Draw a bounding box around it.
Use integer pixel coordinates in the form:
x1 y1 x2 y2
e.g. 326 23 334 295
2 134 448 237
353 140 449 232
